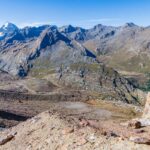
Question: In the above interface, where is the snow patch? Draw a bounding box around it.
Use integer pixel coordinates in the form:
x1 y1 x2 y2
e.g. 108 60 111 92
3 22 9 29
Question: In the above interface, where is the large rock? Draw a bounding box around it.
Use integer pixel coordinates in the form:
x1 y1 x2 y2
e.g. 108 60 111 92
143 92 150 119
129 136 150 145
129 92 150 127
136 92 150 126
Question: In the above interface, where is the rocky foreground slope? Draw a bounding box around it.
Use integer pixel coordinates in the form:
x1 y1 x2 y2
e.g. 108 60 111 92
1 93 150 150
0 108 150 150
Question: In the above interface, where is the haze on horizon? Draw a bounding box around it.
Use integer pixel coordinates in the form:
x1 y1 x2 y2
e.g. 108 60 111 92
0 0 149 28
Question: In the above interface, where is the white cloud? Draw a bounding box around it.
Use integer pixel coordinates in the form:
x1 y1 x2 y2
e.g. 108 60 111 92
18 21 56 28
11 18 121 29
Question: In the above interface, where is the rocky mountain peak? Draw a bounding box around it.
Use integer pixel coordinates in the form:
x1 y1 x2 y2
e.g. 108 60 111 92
59 25 77 33
93 24 105 30
123 22 137 28
37 28 70 49
0 22 19 40
0 22 18 32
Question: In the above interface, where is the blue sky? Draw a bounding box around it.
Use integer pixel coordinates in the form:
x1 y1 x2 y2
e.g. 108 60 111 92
0 0 149 28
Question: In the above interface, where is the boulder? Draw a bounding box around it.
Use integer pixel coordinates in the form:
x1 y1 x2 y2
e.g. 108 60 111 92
129 136 150 145
136 92 150 127
0 132 16 145
143 92 150 119
127 120 141 129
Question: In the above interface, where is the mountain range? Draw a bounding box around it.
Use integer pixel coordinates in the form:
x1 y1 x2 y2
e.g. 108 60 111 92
60 23 150 73
1 22 150 74
0 22 148 104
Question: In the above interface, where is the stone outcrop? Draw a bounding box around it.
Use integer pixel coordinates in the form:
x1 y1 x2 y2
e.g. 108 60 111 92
143 92 150 119
0 132 16 145
135 92 150 127
125 92 150 127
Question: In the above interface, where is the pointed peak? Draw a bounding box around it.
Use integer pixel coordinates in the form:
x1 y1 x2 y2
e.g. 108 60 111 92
92 24 109 31
93 24 104 28
59 25 77 33
1 22 18 31
94 24 103 27
123 22 137 28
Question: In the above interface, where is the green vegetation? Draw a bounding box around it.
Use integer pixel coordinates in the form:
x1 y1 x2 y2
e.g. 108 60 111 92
136 73 150 92
29 68 55 78
70 62 101 72
107 52 150 74
29 57 56 78
139 79 150 92
87 99 141 120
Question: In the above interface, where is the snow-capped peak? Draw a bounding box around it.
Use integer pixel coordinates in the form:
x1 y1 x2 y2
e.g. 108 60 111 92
1 22 18 32
3 22 10 29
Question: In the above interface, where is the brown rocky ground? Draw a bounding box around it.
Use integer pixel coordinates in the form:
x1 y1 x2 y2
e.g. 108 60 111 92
0 98 141 128
1 98 150 149
0 110 150 150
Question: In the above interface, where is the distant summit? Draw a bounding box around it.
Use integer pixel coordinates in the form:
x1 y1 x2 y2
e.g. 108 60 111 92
0 22 19 39
123 22 138 28
59 25 77 33
0 22 18 32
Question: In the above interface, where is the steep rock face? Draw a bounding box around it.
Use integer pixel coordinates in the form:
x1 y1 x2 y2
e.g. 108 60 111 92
59 25 87 41
37 28 70 50
59 24 117 44
20 25 51 38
